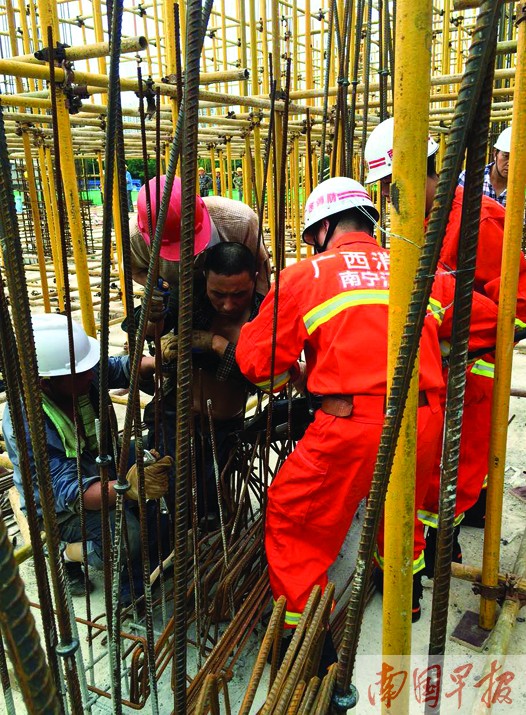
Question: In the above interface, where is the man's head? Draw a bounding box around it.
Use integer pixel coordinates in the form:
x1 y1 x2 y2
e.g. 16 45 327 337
364 117 439 215
203 243 256 319
33 314 100 399
215 168 221 175
236 167 243 174
302 177 379 253
137 175 212 261
492 126 511 181
198 167 205 175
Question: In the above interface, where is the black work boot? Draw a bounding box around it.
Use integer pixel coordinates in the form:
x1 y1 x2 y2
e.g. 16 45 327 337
424 526 437 579
412 572 423 623
424 526 462 579
65 562 93 597
462 489 487 528
267 631 293 667
452 525 463 564
318 628 338 678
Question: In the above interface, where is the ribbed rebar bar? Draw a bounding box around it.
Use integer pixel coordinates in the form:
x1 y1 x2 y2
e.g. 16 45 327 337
0 511 60 713
0 631 15 715
332 1 503 705
429 41 497 662
0 269 63 701
172 0 203 711
347 0 365 176
0 100 82 712
319 0 335 183
359 0 374 184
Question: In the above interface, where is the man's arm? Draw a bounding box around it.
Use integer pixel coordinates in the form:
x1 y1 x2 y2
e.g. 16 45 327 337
236 282 307 392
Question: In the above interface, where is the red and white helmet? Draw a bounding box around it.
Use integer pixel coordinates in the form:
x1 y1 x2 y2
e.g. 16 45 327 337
302 177 379 243
364 117 439 184
137 175 212 261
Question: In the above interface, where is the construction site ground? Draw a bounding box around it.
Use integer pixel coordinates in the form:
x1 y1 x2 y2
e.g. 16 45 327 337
3 336 526 713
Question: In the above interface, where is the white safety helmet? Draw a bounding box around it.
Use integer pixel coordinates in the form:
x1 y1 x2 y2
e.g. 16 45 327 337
494 126 511 153
302 176 379 243
32 314 100 377
364 117 439 184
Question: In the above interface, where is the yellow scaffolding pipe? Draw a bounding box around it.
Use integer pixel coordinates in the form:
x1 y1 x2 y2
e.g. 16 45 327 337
383 0 433 698
480 7 526 631
36 0 95 335
40 144 65 311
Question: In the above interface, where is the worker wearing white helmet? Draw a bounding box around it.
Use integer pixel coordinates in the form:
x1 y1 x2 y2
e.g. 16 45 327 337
365 118 526 575
458 125 511 207
364 116 440 215
2 314 173 600
236 176 453 660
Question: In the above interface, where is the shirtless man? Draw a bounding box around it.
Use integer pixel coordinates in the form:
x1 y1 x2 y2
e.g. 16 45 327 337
145 242 261 521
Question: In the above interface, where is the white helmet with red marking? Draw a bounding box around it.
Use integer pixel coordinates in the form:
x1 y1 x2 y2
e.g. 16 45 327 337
302 177 379 244
364 117 439 184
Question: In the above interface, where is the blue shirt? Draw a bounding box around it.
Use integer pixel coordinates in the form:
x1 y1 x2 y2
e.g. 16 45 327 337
126 170 133 191
2 356 131 517
458 163 506 207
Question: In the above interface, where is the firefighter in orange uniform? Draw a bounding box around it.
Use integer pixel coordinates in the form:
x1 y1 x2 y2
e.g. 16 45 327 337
236 177 451 664
364 117 526 563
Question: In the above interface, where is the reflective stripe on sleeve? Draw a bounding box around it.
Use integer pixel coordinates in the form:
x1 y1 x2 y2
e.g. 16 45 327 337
303 289 389 335
427 297 445 325
255 369 291 392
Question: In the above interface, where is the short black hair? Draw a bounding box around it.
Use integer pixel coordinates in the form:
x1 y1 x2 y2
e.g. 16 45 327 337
203 242 256 279
427 152 438 179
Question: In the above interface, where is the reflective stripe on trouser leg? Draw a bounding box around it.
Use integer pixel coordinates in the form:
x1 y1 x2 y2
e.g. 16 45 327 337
265 404 384 624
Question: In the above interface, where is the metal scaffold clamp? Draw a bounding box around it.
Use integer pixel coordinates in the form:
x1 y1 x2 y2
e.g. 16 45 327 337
516 4 526 27
33 41 70 63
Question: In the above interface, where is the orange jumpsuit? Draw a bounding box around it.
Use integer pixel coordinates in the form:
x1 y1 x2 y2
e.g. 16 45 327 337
376 275 500 568
236 232 448 627
420 188 526 527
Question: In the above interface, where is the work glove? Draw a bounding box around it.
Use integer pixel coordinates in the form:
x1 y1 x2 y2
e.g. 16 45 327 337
191 330 214 352
161 333 178 362
142 279 170 322
126 455 173 501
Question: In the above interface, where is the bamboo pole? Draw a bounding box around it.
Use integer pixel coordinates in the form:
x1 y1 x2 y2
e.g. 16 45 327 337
479 6 526 630
383 1 433 697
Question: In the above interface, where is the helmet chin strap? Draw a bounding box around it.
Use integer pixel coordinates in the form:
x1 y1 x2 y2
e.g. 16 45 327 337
314 217 339 254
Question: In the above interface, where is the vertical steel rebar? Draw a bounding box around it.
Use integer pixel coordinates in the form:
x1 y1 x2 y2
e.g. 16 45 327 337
332 2 504 707
428 42 497 662
172 1 204 711
0 511 60 713
0 100 83 713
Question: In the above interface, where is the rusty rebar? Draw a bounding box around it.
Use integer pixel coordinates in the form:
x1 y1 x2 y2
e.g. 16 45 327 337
428 38 498 665
0 511 60 713
333 1 504 706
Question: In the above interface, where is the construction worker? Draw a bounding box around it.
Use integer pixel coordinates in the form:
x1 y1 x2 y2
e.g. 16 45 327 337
125 164 134 212
235 177 458 659
233 166 244 202
458 126 511 207
215 168 222 196
2 314 173 597
129 175 270 296
140 242 263 524
198 166 213 198
364 117 526 566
